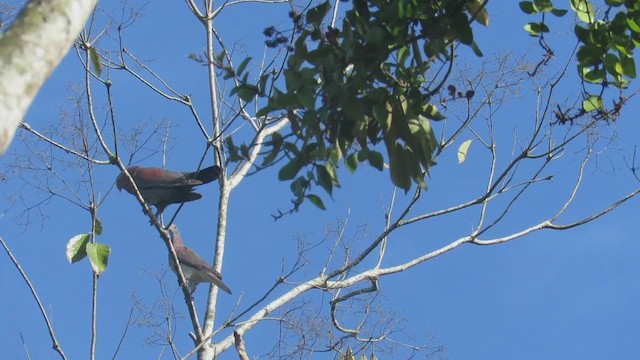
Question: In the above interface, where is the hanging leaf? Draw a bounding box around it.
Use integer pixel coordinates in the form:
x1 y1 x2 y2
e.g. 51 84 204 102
89 47 102 77
66 233 90 263
457 139 473 164
86 243 111 275
306 194 326 210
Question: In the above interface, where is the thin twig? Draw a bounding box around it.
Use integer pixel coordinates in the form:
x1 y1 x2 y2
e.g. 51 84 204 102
0 237 68 360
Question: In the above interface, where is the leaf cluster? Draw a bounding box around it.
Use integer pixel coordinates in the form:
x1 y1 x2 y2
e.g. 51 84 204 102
232 0 488 212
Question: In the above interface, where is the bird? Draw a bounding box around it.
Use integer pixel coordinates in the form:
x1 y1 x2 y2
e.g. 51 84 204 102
167 224 232 295
115 165 221 217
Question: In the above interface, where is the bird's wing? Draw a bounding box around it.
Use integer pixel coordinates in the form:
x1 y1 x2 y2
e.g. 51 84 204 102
177 247 232 294
134 168 202 189
177 247 217 273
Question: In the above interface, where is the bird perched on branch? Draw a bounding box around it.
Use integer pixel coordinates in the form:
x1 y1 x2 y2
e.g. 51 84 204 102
116 165 221 217
167 224 232 295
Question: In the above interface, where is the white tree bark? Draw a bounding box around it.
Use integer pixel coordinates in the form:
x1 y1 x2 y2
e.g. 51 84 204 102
0 0 98 155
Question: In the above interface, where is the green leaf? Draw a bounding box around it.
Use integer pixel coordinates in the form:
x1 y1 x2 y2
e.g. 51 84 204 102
89 47 102 77
571 0 595 24
451 12 474 45
86 242 111 275
278 157 303 180
424 103 446 120
306 1 330 27
524 22 550 36
469 41 484 57
466 0 489 26
346 152 358 173
581 67 606 83
519 1 536 14
550 8 568 17
627 14 640 33
306 194 326 210
236 57 252 76
533 0 554 12
66 233 90 264
368 151 385 171
457 139 473 164
94 218 102 236
231 84 260 102
582 95 603 111
388 144 411 192
604 53 622 75
605 0 624 6
324 161 339 185
316 165 333 195
622 56 636 78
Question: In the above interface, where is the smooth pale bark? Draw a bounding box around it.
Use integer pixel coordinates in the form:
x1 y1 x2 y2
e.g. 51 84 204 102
0 0 98 155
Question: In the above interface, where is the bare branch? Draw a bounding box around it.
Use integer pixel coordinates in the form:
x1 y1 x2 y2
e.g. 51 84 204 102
0 236 68 360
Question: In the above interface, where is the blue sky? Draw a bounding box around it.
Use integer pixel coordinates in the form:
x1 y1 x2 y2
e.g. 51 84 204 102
2 1 640 359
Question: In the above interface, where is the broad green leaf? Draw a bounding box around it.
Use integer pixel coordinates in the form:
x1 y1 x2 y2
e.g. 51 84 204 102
424 103 446 120
231 84 260 102
571 0 595 24
306 194 326 210
316 165 333 195
86 242 111 275
581 68 606 83
550 8 568 17
604 53 622 75
627 15 640 33
367 151 385 171
388 143 411 192
519 1 536 14
622 56 637 78
533 0 554 12
324 161 339 184
457 139 473 164
582 95 603 111
89 47 102 77
524 22 549 36
278 157 303 180
66 233 90 264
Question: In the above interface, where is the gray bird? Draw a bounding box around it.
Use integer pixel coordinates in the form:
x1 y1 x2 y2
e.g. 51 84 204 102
167 224 232 295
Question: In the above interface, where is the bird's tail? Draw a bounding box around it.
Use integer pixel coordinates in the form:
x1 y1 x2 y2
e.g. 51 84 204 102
205 271 232 294
189 165 222 184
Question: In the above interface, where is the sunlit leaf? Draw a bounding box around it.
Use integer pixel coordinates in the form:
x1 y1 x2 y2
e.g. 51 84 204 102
86 242 111 276
582 95 603 111
524 22 549 36
466 0 489 26
571 0 595 24
66 233 90 264
457 139 473 164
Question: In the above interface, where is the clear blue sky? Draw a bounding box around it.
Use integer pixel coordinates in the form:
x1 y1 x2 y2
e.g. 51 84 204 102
2 1 640 359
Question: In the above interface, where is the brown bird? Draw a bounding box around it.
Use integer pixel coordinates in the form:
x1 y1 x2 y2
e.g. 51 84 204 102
167 224 232 295
116 165 221 216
